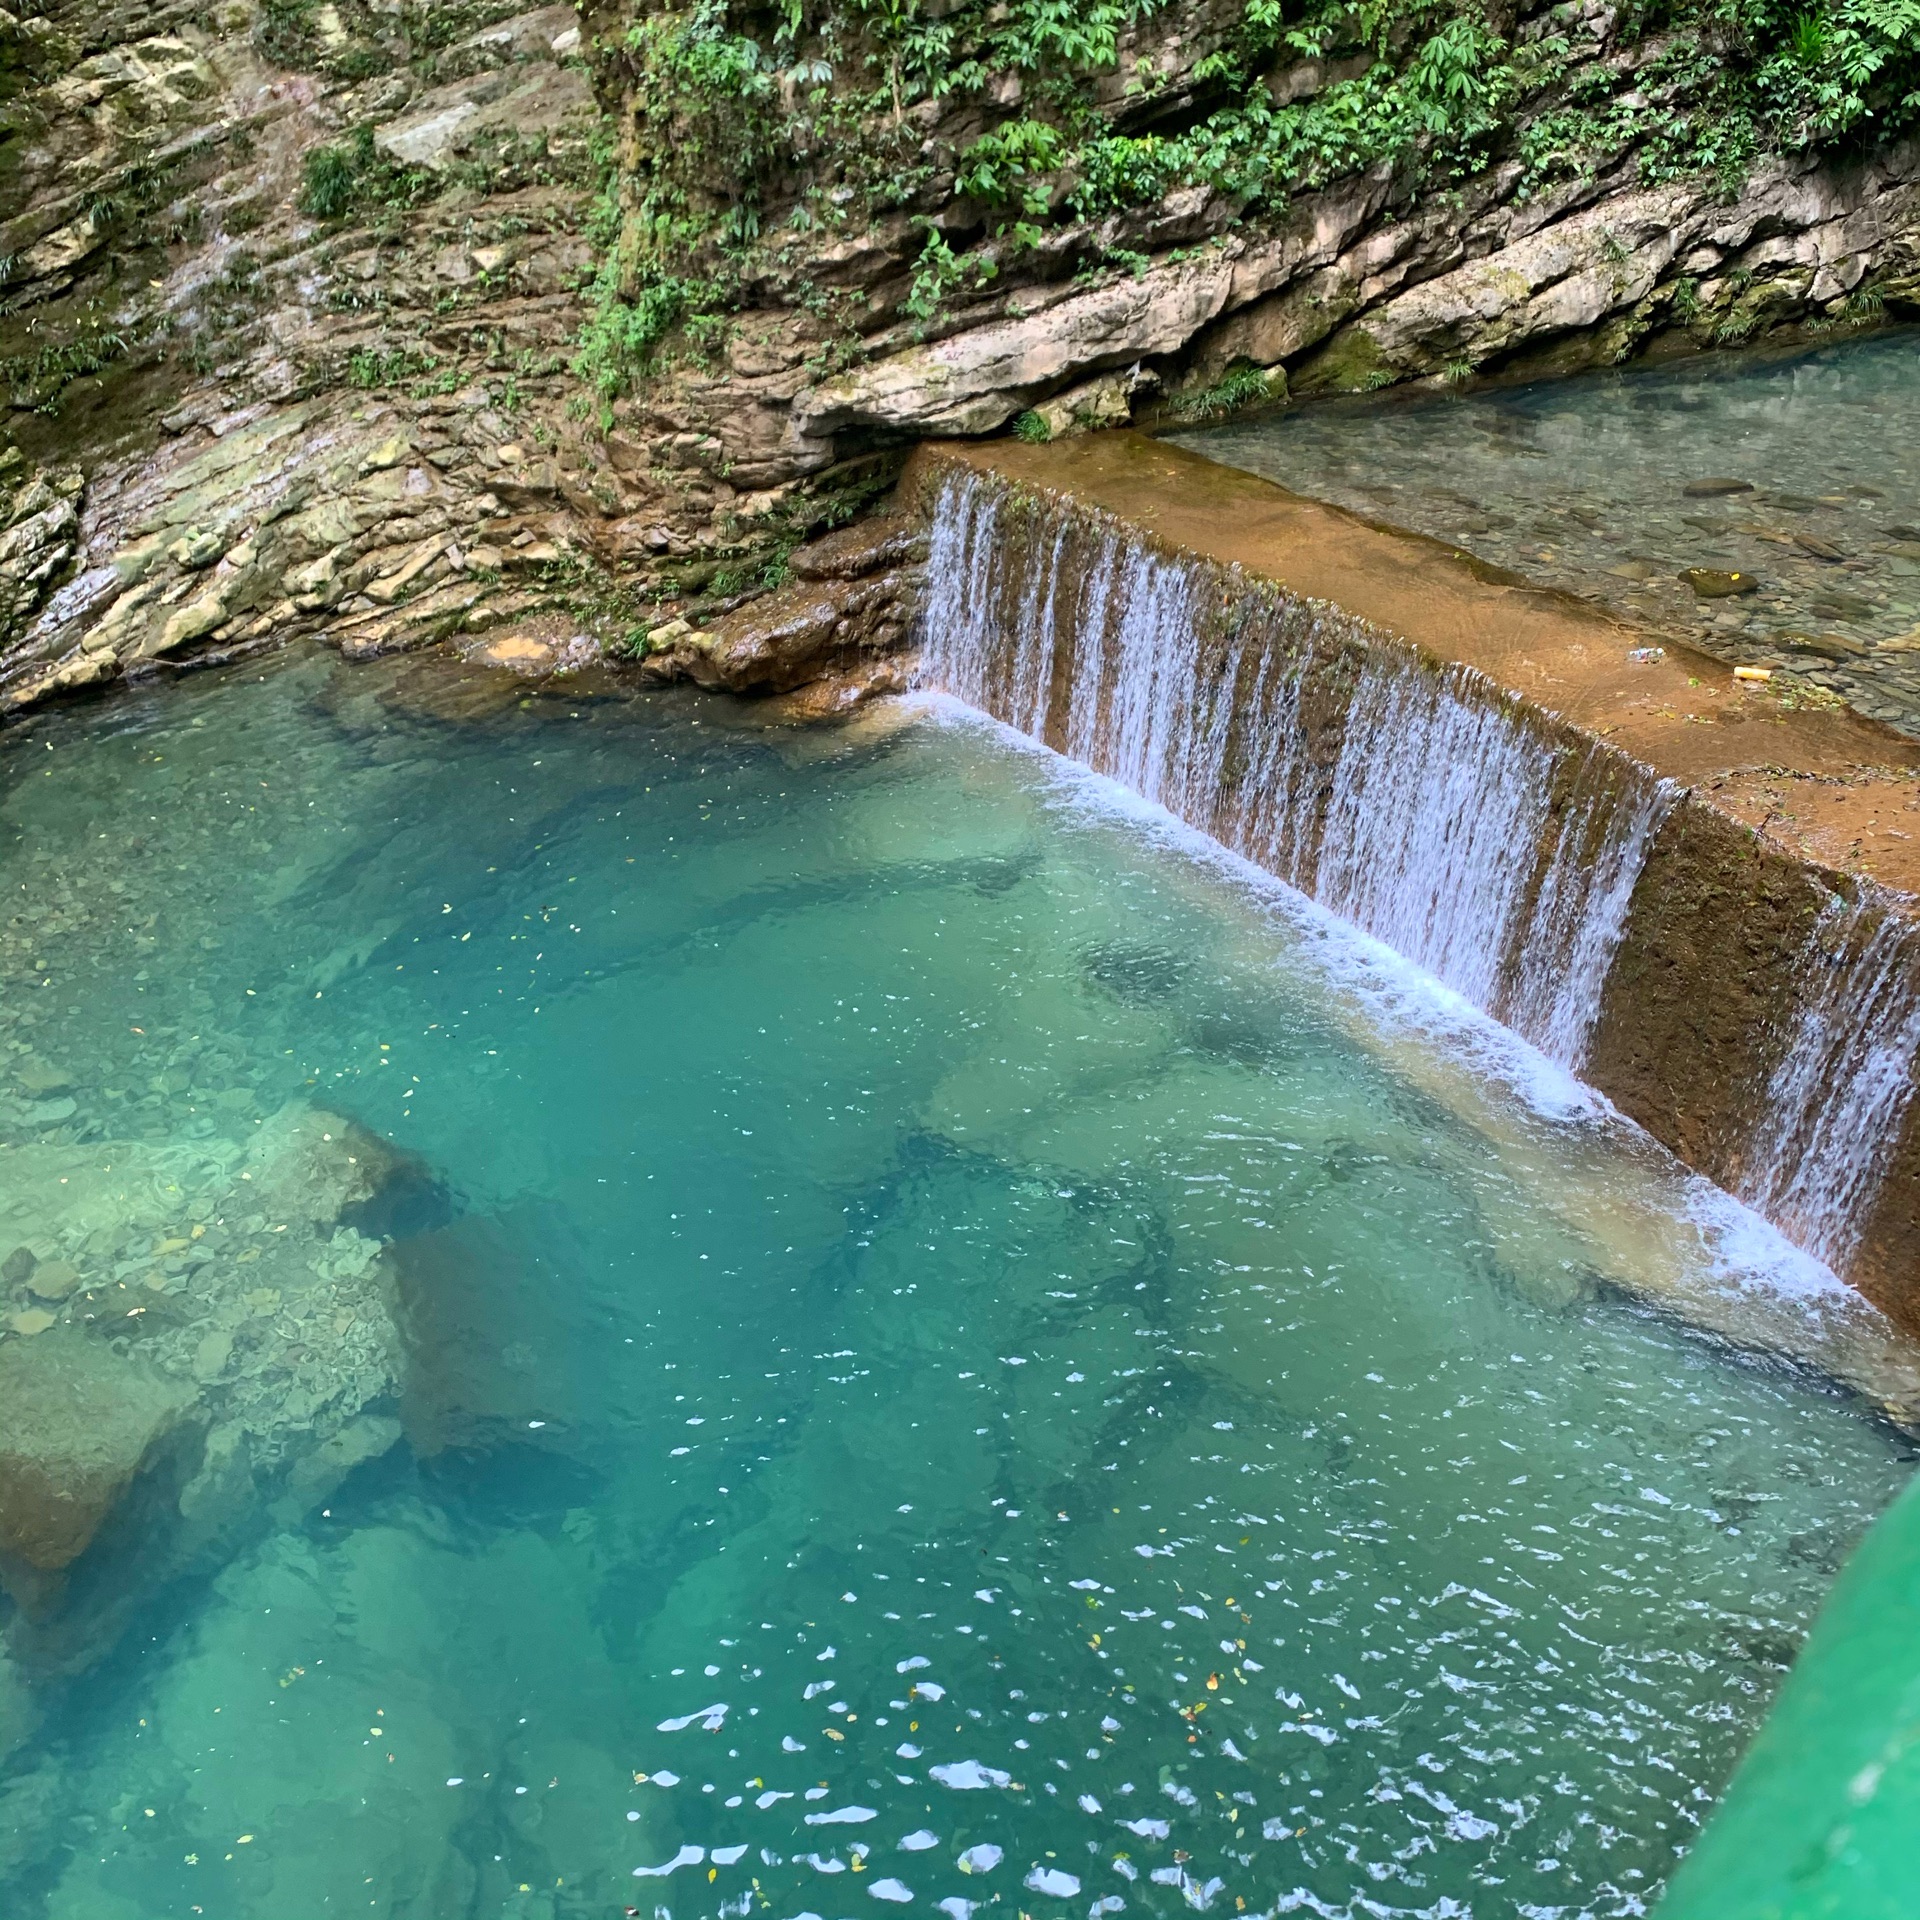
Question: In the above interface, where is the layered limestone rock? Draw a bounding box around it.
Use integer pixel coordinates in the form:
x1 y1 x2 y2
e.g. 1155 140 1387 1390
2 0 1917 716
637 513 925 696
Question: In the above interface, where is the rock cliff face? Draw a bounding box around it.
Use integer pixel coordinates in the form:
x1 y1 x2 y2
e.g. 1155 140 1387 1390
0 0 1916 713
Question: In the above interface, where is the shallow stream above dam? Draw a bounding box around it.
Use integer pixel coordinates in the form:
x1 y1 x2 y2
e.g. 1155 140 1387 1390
1 649 1916 1920
1175 327 1920 735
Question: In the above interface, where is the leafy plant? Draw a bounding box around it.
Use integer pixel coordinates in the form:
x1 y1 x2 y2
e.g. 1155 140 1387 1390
1170 363 1281 421
300 143 359 220
297 126 435 220
904 227 996 326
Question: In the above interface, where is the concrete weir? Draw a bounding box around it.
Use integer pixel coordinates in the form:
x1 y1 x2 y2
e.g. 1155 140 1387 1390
900 433 1920 1335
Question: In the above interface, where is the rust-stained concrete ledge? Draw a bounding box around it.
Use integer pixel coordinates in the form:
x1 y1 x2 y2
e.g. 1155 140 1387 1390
929 431 1920 894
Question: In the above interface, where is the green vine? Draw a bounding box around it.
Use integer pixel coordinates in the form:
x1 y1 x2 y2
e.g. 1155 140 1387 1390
578 0 1920 386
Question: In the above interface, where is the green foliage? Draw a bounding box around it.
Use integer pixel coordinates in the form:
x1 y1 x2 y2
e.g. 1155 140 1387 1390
1169 362 1281 421
584 0 1920 393
346 344 440 388
1010 408 1051 441
296 125 436 220
903 226 998 325
300 143 358 220
955 119 1064 220
574 268 730 395
0 331 130 413
1517 0 1920 192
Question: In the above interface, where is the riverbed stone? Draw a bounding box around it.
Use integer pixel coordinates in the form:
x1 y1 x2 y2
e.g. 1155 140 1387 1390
0 1330 198 1572
1682 567 1761 598
1795 533 1847 560
12 1059 71 1097
1786 631 1869 660
23 1262 80 1304
473 633 556 672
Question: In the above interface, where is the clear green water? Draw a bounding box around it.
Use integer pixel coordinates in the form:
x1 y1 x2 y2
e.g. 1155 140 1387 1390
0 652 1912 1920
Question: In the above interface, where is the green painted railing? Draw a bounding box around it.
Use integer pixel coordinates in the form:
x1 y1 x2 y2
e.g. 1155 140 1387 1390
1656 1469 1920 1919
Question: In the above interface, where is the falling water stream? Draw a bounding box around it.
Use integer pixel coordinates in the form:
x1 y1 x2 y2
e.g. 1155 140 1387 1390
917 467 1920 1282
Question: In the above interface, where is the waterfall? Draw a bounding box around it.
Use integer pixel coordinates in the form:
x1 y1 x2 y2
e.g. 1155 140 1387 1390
916 469 1669 1075
1314 662 1557 1013
915 465 1920 1279
1504 753 1681 1070
1741 898 1920 1273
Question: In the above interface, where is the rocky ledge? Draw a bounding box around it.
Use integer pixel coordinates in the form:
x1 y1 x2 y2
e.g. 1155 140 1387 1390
635 512 926 710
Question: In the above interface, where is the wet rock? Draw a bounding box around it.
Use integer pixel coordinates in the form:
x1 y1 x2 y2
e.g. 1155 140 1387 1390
1794 533 1847 561
166 526 225 570
0 1330 198 1573
641 561 920 697
1682 567 1761 598
372 60 592 171
4 1310 55 1339
788 515 923 583
1784 631 1869 660
23 1262 80 1305
1683 479 1755 497
0 465 82 659
12 1059 72 1097
760 656 915 721
1 1249 34 1289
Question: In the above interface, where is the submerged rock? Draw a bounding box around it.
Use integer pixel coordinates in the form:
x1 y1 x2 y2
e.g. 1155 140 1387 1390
388 1207 593 1459
0 1330 198 1574
24 1262 81 1305
1785 631 1870 660
1794 532 1848 561
0 1103 417 1677
1682 567 1761 598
